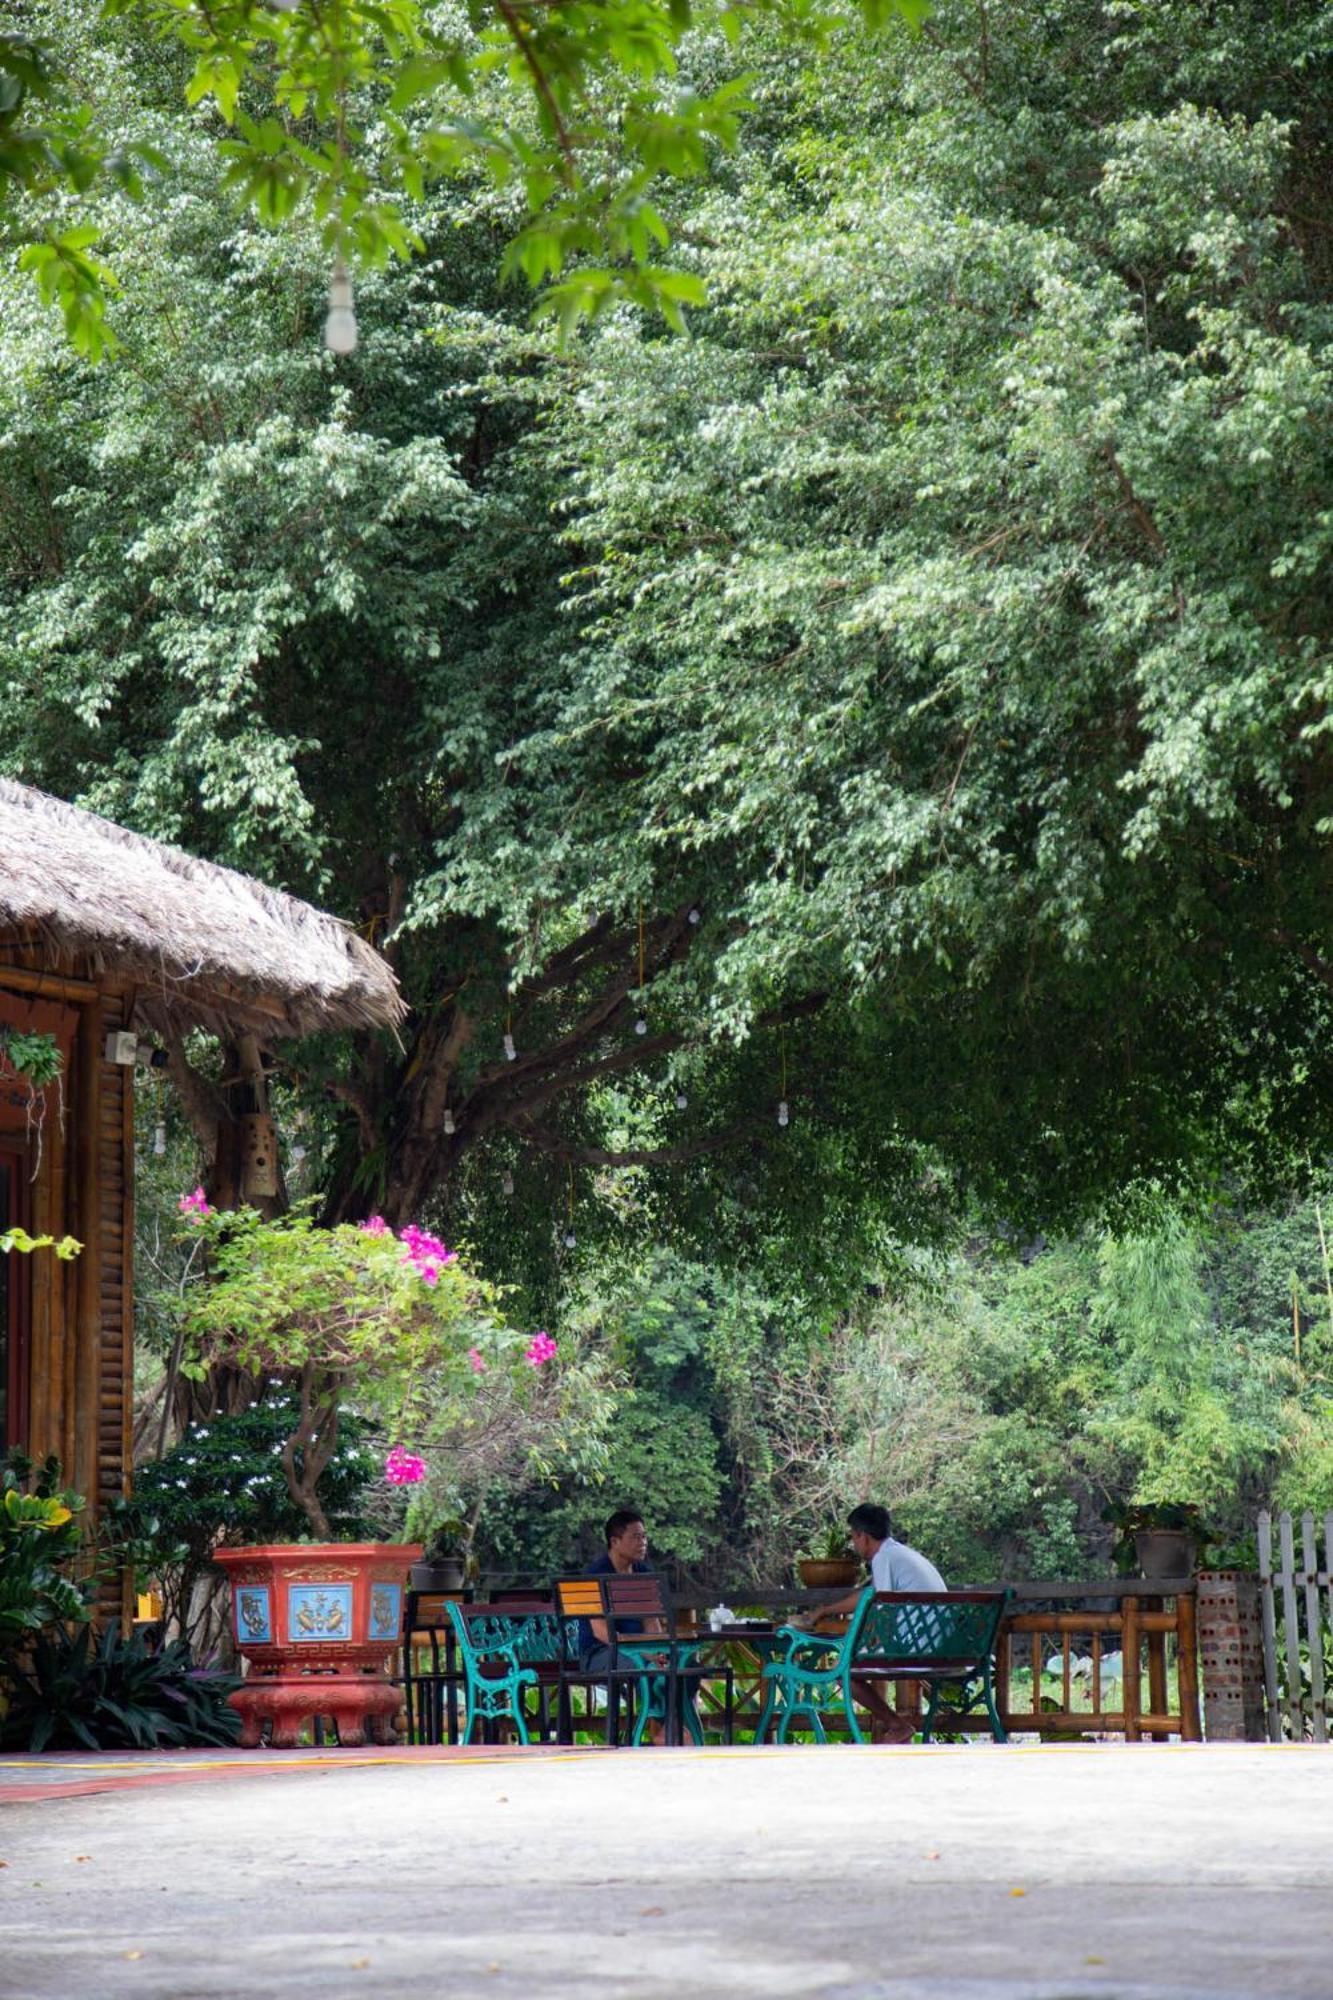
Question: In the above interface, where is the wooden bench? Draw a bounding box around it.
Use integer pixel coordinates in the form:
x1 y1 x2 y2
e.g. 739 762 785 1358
756 1587 1012 1743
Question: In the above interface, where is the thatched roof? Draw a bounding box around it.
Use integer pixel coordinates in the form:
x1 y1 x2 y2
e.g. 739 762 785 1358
0 780 405 1040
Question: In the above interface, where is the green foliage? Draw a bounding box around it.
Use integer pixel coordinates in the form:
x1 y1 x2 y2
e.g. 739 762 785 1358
0 1027 62 1089
0 1451 91 1661
9 0 925 351
0 1623 241 1752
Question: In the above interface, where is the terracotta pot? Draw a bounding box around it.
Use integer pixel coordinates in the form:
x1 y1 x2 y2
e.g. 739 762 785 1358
1134 1528 1195 1580
798 1558 861 1589
214 1543 422 1674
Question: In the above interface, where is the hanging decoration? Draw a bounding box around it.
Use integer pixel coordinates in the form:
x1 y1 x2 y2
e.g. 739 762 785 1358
443 1107 455 1135
324 260 357 354
563 1162 577 1248
502 1169 515 1197
634 905 648 1034
503 1004 517 1062
777 1026 789 1129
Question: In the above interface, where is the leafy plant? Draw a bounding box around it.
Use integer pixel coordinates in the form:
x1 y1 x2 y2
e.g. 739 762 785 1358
0 1624 241 1752
1102 1501 1205 1576
798 1524 855 1564
0 1027 62 1089
0 1450 91 1661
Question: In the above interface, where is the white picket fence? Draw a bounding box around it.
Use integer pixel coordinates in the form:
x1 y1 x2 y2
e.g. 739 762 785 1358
1257 1510 1333 1742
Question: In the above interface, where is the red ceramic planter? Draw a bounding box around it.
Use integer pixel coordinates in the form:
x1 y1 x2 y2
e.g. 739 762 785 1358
214 1542 421 1746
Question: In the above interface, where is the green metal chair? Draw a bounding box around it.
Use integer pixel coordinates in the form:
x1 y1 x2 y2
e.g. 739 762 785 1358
756 1587 875 1744
445 1601 541 1744
756 1588 1011 1744
855 1590 1011 1743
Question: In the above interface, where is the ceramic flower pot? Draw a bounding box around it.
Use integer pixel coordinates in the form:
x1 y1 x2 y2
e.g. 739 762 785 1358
214 1542 421 1746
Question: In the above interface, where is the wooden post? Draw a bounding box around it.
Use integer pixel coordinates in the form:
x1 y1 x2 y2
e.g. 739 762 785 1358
72 996 102 1512
1121 1596 1140 1741
1257 1513 1282 1740
1301 1514 1327 1744
1147 1621 1168 1732
1175 1588 1201 1741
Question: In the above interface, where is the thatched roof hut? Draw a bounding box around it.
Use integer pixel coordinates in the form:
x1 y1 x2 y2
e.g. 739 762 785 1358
0 781 404 1573
0 779 404 1040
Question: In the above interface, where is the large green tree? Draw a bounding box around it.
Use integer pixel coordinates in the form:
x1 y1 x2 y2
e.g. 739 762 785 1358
5 0 1333 1295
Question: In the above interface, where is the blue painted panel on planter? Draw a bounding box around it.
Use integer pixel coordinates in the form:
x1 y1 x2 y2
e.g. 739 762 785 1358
288 1583 353 1642
368 1583 402 1641
235 1586 273 1646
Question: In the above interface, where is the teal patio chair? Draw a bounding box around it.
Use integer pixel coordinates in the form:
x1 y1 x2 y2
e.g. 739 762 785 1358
755 1587 875 1744
445 1601 541 1745
856 1589 1011 1743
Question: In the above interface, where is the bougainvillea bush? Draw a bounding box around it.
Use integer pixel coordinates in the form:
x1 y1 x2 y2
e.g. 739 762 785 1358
173 1199 549 1539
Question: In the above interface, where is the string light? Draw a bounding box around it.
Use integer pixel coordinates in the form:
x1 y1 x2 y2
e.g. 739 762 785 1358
443 1108 455 1135
777 1101 790 1128
324 260 358 355
634 904 648 1034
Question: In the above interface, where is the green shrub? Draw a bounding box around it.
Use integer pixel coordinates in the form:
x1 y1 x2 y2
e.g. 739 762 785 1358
0 1624 241 1752
0 1450 91 1663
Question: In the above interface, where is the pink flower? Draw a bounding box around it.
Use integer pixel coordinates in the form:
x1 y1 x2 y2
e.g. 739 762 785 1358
359 1215 390 1236
399 1222 457 1285
524 1330 558 1369
467 1347 486 1374
178 1186 212 1220
384 1446 426 1485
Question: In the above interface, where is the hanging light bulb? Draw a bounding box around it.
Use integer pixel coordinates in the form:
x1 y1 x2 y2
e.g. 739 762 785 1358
290 1142 307 1165
777 1100 790 1128
152 1121 167 1157
634 1015 648 1036
324 260 358 354
688 908 700 925
443 1108 455 1135
503 1031 517 1062
563 1228 577 1249
675 1091 688 1111
502 1169 514 1196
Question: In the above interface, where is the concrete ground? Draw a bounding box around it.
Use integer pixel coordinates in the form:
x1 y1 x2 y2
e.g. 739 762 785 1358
1 1742 1329 2000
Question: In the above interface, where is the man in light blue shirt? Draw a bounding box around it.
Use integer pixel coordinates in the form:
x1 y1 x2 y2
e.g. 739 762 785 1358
793 1503 945 1741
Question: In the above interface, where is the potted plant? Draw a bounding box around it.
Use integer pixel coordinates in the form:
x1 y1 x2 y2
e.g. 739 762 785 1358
797 1523 861 1590
1104 1501 1203 1580
172 1197 554 1744
407 1517 469 1594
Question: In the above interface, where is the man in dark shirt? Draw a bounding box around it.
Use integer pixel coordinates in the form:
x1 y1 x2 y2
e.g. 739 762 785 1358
578 1507 658 1665
579 1507 667 1745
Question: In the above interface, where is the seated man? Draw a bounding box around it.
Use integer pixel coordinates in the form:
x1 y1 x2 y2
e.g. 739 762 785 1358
794 1502 945 1743
578 1507 668 1743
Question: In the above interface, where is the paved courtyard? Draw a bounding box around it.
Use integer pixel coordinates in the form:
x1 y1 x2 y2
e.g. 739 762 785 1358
1 1742 1328 2000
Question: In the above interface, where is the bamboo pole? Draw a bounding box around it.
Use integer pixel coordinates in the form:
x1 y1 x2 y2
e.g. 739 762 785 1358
1176 1589 1201 1741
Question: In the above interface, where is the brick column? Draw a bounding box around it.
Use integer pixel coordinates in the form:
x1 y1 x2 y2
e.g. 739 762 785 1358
1196 1570 1265 1740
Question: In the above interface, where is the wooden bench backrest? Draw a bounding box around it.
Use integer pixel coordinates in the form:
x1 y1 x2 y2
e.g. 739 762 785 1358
857 1590 1009 1668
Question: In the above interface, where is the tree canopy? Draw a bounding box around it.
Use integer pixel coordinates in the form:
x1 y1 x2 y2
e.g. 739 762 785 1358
4 0 1333 1298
